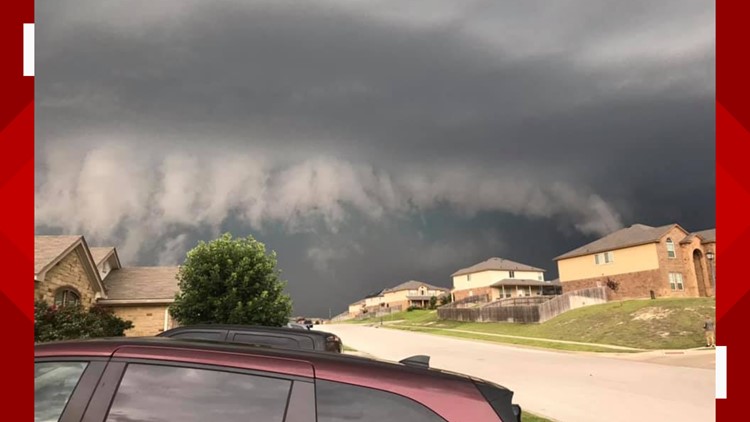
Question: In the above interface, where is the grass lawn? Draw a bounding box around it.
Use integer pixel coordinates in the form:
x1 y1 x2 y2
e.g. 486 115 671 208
524 412 553 422
354 297 715 351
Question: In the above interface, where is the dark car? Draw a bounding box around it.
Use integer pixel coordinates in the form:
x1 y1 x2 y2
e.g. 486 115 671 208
35 337 522 421
157 324 343 353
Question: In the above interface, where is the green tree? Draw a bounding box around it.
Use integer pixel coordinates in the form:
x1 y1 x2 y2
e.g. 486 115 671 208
170 233 293 327
439 294 452 306
429 296 438 309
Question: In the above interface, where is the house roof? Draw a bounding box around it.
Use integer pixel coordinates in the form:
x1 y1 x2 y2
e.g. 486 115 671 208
34 235 83 275
89 247 117 266
384 280 449 293
364 290 385 299
451 257 546 277
490 279 561 288
554 224 683 261
100 267 180 302
681 228 716 245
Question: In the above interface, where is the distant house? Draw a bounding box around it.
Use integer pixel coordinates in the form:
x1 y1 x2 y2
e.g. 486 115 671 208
450 257 556 302
347 299 365 316
380 281 449 309
34 235 180 336
554 224 716 299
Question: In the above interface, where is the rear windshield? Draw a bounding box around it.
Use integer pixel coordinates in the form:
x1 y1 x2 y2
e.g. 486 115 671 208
474 381 516 422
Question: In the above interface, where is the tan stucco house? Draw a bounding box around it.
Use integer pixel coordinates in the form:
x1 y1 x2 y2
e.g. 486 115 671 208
554 224 716 299
34 235 180 336
380 281 449 310
451 257 557 301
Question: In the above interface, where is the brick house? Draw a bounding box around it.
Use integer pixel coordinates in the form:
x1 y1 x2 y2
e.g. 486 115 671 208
554 224 716 300
34 235 180 336
450 257 557 302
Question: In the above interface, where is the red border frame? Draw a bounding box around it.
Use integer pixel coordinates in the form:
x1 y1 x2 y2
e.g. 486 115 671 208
0 0 33 419
6 1 732 420
717 0 747 419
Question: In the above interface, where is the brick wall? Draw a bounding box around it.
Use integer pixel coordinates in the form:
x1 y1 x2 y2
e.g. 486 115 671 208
108 305 172 336
561 269 666 300
657 227 697 297
453 287 492 302
35 248 98 306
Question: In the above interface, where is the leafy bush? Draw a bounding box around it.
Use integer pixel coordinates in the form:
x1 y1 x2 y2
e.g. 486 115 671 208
439 294 452 306
429 296 438 309
170 233 293 327
407 306 422 312
34 301 133 343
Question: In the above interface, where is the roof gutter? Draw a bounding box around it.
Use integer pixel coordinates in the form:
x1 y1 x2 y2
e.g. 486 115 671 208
97 298 175 306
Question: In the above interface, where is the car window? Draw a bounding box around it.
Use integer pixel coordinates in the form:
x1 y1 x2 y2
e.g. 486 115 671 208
316 380 445 422
232 333 315 350
35 361 88 422
105 363 291 422
168 331 225 341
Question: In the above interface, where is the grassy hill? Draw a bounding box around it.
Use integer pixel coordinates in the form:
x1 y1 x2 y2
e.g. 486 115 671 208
350 297 715 351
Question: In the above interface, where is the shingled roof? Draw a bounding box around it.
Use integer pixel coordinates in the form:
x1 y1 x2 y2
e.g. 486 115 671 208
554 224 684 260
383 280 449 293
99 267 180 303
452 257 546 277
89 247 117 266
681 228 716 245
34 235 84 275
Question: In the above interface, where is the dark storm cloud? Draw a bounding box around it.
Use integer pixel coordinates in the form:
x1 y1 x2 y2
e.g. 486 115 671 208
35 0 714 315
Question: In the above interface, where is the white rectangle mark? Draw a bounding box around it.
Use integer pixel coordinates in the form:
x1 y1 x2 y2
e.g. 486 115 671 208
23 23 35 77
716 345 727 399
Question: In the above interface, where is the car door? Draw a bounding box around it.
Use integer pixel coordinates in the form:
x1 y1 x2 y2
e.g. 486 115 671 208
79 346 316 422
34 357 107 422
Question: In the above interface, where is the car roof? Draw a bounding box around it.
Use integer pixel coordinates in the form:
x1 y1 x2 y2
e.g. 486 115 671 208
160 324 335 337
36 336 470 383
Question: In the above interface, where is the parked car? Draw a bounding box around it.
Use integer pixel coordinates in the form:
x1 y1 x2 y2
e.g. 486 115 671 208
158 324 343 353
286 322 310 330
35 337 522 421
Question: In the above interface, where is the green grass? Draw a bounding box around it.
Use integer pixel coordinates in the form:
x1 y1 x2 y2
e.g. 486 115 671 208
523 412 553 422
364 297 715 351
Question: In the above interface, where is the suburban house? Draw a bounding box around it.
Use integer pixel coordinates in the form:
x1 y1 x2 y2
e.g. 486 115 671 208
346 281 450 317
554 224 716 299
34 235 180 336
451 257 559 302
380 281 450 310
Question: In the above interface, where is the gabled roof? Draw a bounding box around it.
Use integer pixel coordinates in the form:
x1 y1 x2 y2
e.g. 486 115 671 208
34 235 106 295
384 280 449 293
452 257 546 277
89 247 121 269
680 228 716 245
554 224 685 261
99 267 180 304
364 289 385 299
35 235 83 275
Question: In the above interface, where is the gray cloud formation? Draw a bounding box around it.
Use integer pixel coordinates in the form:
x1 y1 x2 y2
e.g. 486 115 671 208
35 0 714 315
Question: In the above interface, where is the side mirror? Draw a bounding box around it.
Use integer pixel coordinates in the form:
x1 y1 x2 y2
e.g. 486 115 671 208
512 404 522 421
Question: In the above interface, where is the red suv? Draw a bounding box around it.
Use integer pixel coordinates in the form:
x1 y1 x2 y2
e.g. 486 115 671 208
35 337 522 421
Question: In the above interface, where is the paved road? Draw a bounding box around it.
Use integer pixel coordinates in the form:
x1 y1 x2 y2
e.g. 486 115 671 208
322 324 715 422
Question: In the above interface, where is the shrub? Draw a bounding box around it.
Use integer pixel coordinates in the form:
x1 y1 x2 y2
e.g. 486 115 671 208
429 296 438 309
407 306 422 312
34 301 133 343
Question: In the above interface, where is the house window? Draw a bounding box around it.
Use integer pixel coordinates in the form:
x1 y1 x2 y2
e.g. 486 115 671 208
666 238 676 259
467 274 471 282
509 271 515 278
595 252 614 265
669 273 684 291
538 274 543 281
54 288 80 307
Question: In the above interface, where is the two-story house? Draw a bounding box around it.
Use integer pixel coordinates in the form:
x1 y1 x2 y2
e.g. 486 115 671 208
34 235 181 336
554 224 716 299
450 257 557 302
380 281 450 310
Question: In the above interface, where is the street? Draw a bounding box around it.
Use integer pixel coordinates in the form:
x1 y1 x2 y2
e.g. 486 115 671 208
322 324 715 422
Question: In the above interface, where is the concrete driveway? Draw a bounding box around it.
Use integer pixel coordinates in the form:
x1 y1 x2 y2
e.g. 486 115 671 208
322 324 715 422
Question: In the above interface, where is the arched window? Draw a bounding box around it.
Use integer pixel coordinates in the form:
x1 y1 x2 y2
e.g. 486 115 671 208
54 288 80 307
666 238 676 259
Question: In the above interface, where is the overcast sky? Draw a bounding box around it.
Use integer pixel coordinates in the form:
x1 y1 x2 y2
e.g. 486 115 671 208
35 0 715 316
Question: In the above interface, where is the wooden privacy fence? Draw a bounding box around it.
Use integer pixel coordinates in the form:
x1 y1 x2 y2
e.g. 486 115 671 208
437 287 607 324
